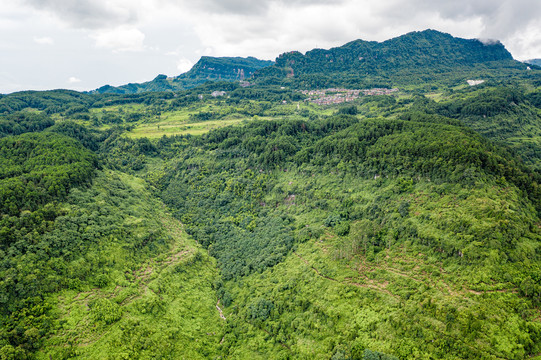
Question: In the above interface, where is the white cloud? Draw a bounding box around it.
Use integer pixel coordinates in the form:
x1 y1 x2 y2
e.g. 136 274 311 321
164 0 541 61
68 76 81 83
2 0 541 93
504 23 541 61
182 0 485 60
177 58 194 73
22 0 137 29
90 26 145 52
15 0 541 60
33 36 54 45
478 38 501 46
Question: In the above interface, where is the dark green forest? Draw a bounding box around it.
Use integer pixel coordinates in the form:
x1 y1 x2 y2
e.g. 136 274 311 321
0 30 541 359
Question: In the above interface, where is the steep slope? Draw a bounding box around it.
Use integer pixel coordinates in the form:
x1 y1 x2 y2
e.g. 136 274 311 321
0 121 224 359
175 56 274 84
255 29 529 88
152 115 541 359
36 172 224 359
93 56 274 94
1 29 541 360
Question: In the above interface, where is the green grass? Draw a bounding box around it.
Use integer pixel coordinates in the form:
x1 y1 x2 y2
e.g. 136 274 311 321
87 99 338 138
36 171 224 359
425 92 444 101
128 117 255 138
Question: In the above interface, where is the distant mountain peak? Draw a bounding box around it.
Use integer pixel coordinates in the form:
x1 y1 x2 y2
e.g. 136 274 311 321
255 29 515 85
92 56 274 94
92 29 520 94
524 59 541 67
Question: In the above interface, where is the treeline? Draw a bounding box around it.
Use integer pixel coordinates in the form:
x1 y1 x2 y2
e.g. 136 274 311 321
149 111 540 292
0 129 95 358
192 114 541 214
0 89 174 116
411 86 541 170
0 112 54 137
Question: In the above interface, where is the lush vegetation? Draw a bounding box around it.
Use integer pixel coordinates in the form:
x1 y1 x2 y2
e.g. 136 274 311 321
93 56 274 94
409 86 541 170
255 30 533 91
149 113 541 359
1 30 541 360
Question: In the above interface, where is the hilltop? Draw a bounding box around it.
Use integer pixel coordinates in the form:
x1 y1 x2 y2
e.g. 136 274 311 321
91 30 532 94
255 29 530 88
275 29 512 73
92 56 273 94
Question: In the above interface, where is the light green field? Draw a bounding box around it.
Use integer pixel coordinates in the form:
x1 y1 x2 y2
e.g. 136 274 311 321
126 105 325 138
425 92 444 101
127 117 254 138
70 97 353 138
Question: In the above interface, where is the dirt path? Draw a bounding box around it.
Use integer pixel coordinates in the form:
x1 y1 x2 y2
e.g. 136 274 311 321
294 251 398 298
294 252 340 283
353 252 517 298
293 250 506 300
216 300 226 320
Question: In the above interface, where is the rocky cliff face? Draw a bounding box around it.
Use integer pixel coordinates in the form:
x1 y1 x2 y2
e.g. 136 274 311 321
266 29 513 77
92 56 274 94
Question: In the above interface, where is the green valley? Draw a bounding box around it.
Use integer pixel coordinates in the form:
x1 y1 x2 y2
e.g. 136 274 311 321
0 30 540 360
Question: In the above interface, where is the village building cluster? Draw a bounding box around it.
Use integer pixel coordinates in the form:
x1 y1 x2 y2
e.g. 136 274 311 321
301 88 399 105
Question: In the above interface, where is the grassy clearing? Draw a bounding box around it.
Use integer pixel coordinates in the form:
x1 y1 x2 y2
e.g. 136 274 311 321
94 99 339 138
128 117 255 138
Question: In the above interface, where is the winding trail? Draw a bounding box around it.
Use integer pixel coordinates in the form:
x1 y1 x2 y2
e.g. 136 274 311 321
216 300 226 320
293 252 339 283
293 251 397 298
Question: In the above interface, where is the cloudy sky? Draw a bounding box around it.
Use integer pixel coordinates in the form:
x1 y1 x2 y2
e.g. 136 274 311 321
1 0 540 93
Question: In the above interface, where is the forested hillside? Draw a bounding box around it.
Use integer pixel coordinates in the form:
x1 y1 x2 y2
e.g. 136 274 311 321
1 30 541 360
92 57 274 94
255 30 532 89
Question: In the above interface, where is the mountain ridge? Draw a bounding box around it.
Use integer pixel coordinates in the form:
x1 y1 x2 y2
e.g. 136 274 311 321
525 58 541 67
92 56 274 94
91 29 523 94
255 29 519 85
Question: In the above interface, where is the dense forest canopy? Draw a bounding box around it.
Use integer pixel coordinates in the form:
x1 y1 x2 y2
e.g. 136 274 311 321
0 30 540 359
